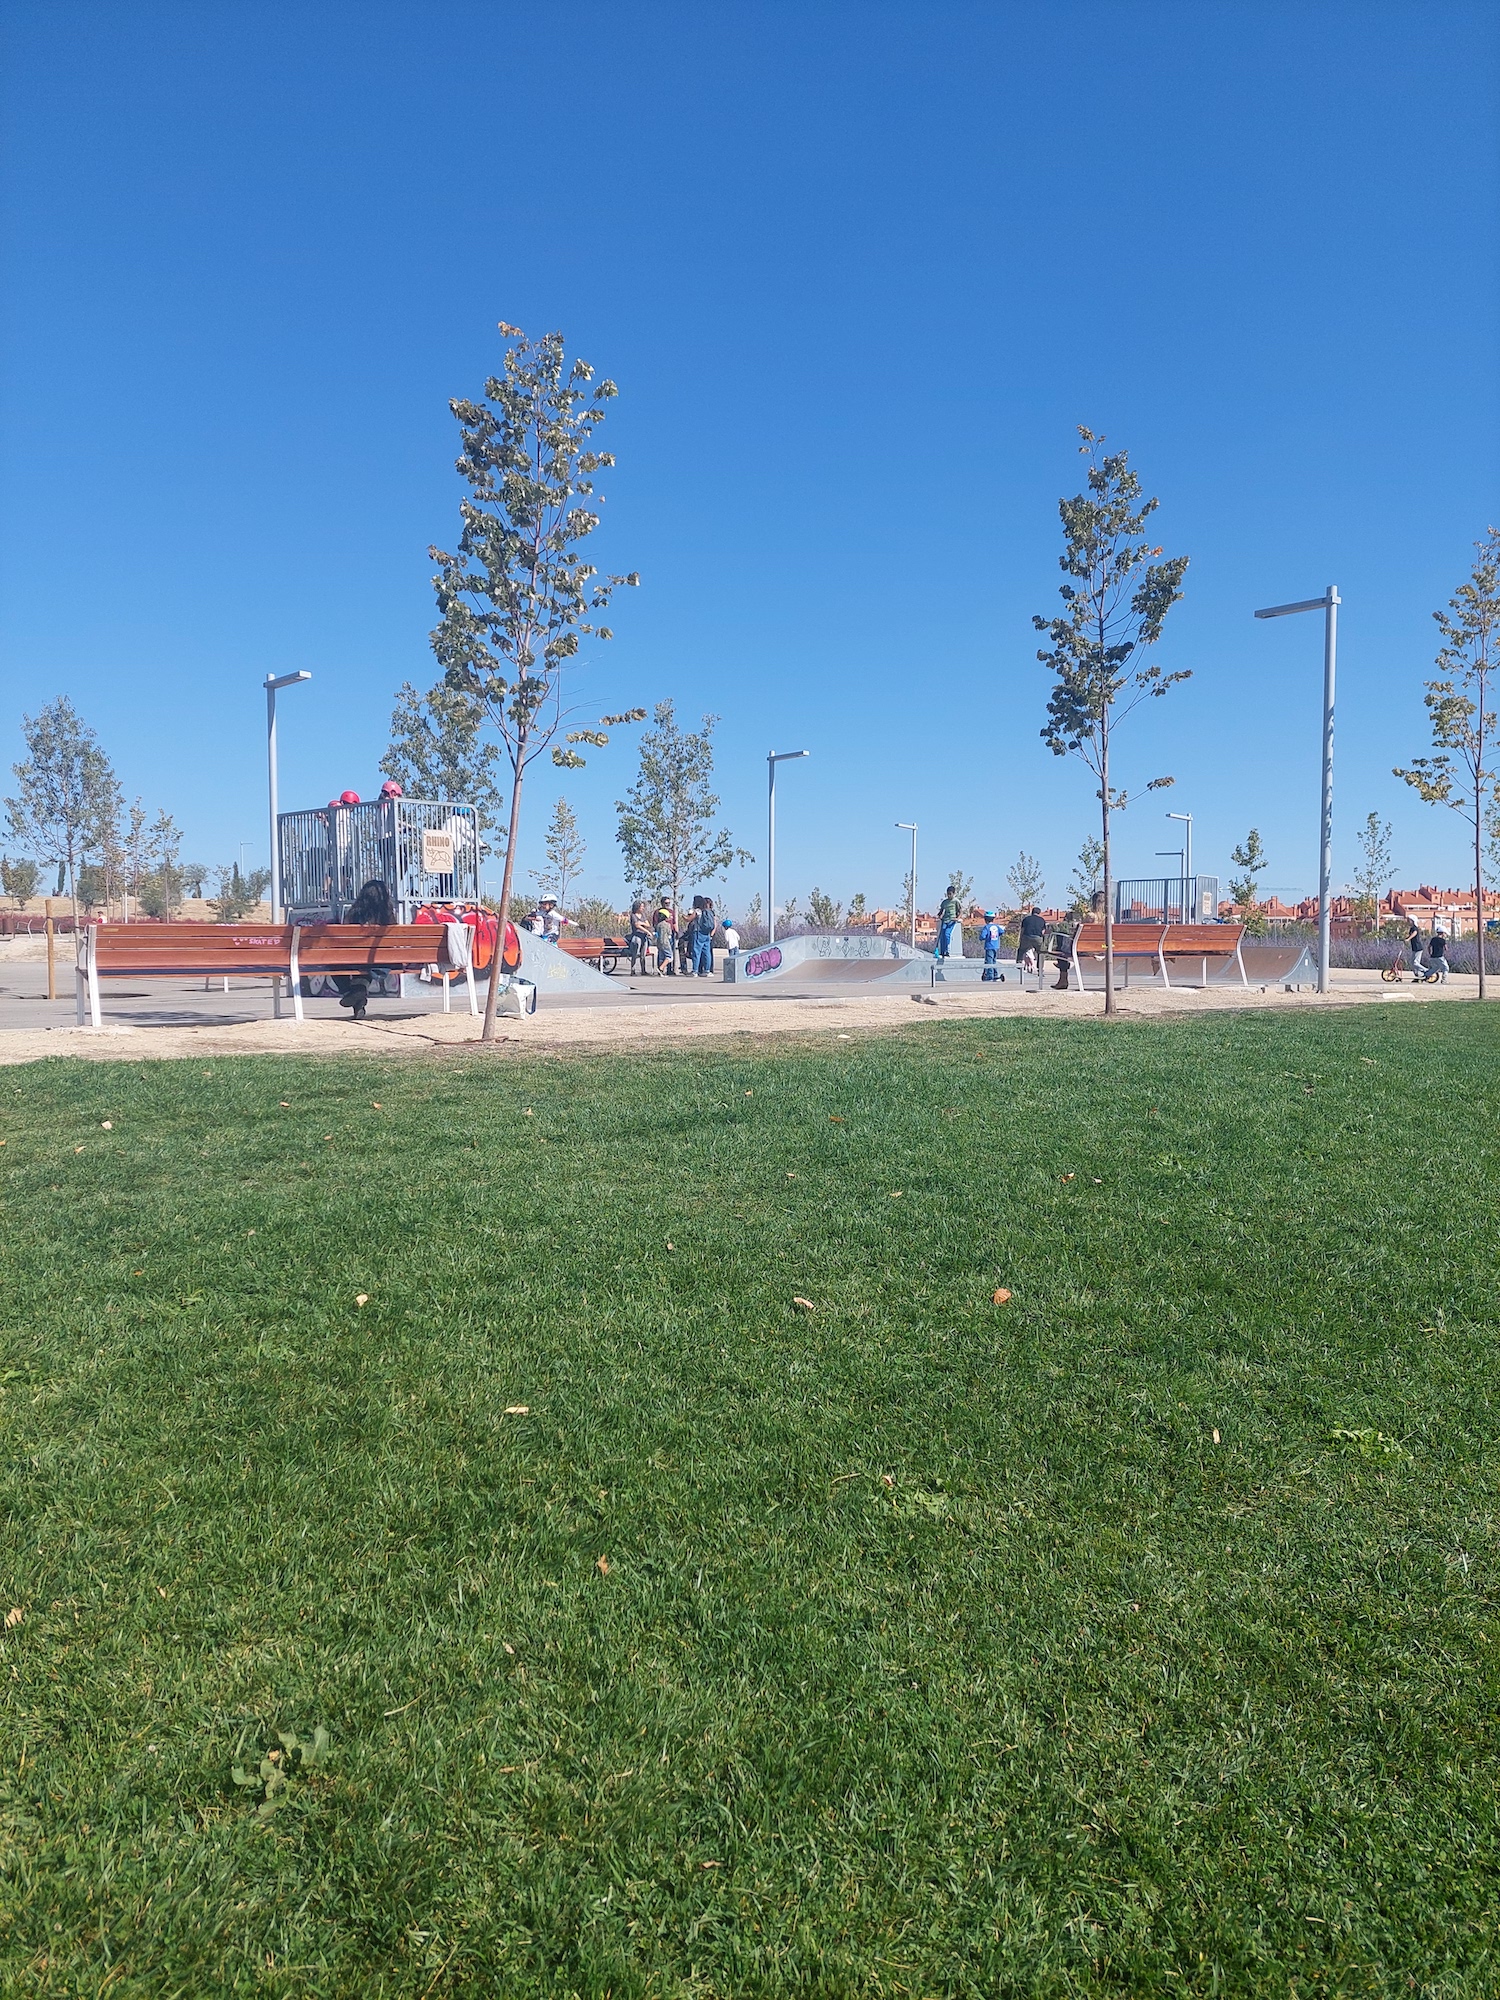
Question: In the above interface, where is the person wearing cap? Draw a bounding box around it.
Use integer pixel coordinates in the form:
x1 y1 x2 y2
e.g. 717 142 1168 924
1426 929 1449 982
653 902 675 975
979 909 1004 982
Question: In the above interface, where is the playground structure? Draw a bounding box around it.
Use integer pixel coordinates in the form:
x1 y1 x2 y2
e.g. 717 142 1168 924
277 797 481 924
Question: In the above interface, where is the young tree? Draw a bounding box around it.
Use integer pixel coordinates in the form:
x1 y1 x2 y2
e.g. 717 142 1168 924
615 702 750 913
209 865 272 922
125 799 148 913
740 893 765 945
1034 429 1189 1013
900 870 916 927
944 869 975 911
806 886 842 929
1394 528 1498 996
1066 835 1104 919
1 856 40 908
181 861 211 900
1005 852 1046 912
571 894 621 936
428 322 643 1040
1228 828 1268 927
137 812 185 920
4 698 123 924
847 891 869 926
77 863 108 912
1347 812 1396 935
532 796 585 908
382 678 506 849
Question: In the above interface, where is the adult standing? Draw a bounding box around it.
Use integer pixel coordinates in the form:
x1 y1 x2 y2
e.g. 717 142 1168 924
627 900 652 977
1017 905 1047 981
1407 918 1424 981
689 898 716 978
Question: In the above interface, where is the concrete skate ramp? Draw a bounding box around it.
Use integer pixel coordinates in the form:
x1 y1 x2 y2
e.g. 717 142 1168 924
1241 943 1317 985
728 933 928 987
515 932 618 992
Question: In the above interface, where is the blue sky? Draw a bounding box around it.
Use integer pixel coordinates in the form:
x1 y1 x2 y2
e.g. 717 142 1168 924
2 1 1496 914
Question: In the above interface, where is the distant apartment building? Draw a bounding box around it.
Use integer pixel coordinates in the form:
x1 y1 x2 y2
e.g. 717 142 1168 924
1220 886 1491 934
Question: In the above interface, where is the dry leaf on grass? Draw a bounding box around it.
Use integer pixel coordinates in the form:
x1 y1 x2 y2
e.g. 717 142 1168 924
1060 1173 1075 1182
793 1296 816 1312
4 1608 22 1630
354 1294 369 1307
596 1556 610 1575
101 1121 113 1130
828 1115 845 1123
74 1146 84 1154
372 1101 382 1108
992 1288 1012 1305
1212 1429 1221 1443
504 1405 529 1415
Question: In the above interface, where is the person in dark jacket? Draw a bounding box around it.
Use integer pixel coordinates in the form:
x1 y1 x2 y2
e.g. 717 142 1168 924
1017 905 1047 982
336 878 396 1020
689 898 716 977
1426 930 1449 983
1407 918 1424 980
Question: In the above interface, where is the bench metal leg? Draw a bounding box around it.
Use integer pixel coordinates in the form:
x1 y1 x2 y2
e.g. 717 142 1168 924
288 929 304 1023
75 967 87 1026
1236 941 1249 989
465 959 478 1016
442 973 451 1013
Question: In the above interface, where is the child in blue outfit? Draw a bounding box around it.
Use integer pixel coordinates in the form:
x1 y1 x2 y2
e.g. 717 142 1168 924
980 909 1004 982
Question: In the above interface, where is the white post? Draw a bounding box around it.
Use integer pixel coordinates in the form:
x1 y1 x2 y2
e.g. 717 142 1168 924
896 822 918 949
768 753 776 946
1253 589 1340 994
1318 588 1338 995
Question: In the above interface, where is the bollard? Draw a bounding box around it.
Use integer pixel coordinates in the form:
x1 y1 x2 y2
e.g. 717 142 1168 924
44 898 56 1001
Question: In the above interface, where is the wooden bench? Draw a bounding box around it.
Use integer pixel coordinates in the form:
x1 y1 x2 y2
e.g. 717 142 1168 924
1062 921 1248 991
554 935 627 973
76 922 477 1027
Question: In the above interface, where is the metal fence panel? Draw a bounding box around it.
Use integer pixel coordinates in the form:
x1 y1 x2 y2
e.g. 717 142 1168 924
279 799 480 922
1113 875 1220 924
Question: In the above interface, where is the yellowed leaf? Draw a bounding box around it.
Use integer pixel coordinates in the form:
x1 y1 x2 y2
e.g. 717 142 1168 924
504 1405 529 1415
4 1607 21 1630
355 1294 369 1307
596 1556 610 1575
792 1296 816 1311
101 1120 113 1130
992 1288 1012 1305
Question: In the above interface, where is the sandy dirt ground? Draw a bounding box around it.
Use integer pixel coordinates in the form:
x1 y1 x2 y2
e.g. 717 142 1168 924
0 971 1475 1066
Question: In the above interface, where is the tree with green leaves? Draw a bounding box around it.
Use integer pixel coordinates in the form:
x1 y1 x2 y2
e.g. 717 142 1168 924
1066 835 1104 919
136 812 185 920
806 887 842 930
1394 529 1498 997
1034 429 1189 1012
846 891 868 926
381 678 506 850
1005 852 1045 914
4 697 123 923
945 869 975 912
615 702 750 915
209 865 273 922
531 796 585 909
428 321 643 1040
1228 828 1268 930
1 856 40 908
1347 812 1396 936
570 894 621 937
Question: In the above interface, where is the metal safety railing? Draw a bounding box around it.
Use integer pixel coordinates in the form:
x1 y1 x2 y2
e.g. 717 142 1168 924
1113 875 1220 925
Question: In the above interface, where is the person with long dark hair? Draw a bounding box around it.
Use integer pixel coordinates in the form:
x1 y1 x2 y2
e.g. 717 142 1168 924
336 878 395 1020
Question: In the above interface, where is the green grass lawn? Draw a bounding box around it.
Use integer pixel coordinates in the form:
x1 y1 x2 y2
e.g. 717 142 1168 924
1 1004 1497 1998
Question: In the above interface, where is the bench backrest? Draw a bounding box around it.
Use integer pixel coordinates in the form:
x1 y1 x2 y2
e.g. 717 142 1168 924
85 921 464 975
294 924 461 971
88 923 292 973
1071 922 1168 955
1160 923 1245 953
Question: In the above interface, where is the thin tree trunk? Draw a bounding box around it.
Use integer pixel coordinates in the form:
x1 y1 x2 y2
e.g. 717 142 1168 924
1100 732 1114 1017
480 734 529 1044
1476 785 1487 1001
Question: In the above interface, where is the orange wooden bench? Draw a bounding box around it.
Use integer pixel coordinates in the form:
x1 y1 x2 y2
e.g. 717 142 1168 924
554 935 627 972
1063 921 1248 991
76 922 476 1026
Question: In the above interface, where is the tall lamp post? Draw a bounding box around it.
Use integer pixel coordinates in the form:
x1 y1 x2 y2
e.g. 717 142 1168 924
767 749 809 945
1254 586 1339 993
264 671 312 923
896 821 918 949
1166 809 1193 918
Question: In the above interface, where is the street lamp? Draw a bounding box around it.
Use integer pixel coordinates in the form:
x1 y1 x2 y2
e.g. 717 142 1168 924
1166 810 1193 917
264 671 312 924
767 750 809 945
1254 586 1339 992
896 822 918 949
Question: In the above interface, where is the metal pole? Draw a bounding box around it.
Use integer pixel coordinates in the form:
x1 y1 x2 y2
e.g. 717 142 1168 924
267 683 280 923
767 754 776 946
910 824 917 949
1319 587 1338 994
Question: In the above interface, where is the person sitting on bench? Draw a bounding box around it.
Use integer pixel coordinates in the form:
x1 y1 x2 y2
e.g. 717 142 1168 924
336 879 395 1020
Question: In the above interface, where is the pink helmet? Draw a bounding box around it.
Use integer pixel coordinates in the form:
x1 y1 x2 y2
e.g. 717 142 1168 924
379 780 403 798
339 790 361 805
